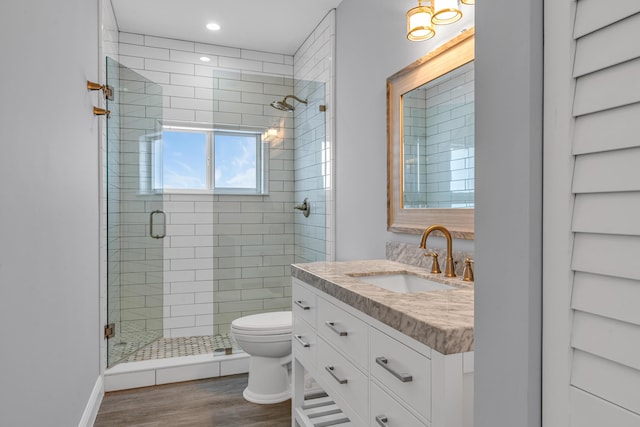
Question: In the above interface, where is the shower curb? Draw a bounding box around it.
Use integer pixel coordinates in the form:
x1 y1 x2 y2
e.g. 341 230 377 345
104 352 249 391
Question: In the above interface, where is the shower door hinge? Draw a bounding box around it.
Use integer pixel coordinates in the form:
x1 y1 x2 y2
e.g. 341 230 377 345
104 323 115 339
103 85 114 101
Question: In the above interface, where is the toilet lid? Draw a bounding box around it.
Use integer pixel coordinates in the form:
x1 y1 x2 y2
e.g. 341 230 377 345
231 311 292 335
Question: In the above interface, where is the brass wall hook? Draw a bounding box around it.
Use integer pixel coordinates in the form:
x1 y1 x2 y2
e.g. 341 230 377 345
93 106 111 118
87 80 114 100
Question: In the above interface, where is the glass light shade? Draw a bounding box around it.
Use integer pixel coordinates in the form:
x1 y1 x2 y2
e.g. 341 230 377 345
407 5 435 41
461 0 474 4
432 0 463 25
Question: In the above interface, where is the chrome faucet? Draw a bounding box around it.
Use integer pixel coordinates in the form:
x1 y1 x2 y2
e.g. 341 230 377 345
419 225 456 278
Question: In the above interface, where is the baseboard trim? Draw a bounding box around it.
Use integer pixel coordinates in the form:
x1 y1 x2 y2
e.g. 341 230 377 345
78 375 104 427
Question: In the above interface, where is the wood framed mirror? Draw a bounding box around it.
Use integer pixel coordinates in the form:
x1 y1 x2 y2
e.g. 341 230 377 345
387 29 475 238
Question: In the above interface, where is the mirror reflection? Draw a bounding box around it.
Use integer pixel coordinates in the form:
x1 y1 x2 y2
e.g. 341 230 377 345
402 61 474 209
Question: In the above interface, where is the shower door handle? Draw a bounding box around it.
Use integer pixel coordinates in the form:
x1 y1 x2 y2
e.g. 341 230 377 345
150 210 166 239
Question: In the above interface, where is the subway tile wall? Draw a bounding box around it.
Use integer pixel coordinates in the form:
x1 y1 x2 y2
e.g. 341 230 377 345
403 61 474 208
118 32 297 337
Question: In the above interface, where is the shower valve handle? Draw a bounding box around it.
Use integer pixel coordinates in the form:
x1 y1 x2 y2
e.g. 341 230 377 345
293 198 310 217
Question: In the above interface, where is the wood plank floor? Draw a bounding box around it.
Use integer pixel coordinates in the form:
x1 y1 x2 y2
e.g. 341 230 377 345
94 374 291 427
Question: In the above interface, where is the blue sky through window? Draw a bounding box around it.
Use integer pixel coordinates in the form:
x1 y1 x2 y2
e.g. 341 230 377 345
162 131 207 189
214 133 257 189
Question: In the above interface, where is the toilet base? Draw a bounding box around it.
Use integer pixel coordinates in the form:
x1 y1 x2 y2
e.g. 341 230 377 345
242 386 290 405
243 355 291 404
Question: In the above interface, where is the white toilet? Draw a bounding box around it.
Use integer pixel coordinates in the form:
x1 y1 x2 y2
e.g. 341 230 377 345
230 311 292 404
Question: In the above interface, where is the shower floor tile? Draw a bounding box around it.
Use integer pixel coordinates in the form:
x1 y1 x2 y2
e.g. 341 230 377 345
110 333 242 364
125 333 242 362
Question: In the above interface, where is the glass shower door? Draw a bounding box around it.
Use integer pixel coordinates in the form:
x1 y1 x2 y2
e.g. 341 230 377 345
294 79 329 263
106 57 165 368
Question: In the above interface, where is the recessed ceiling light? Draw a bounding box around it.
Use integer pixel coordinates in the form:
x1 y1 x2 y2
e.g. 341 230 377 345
206 22 221 31
200 56 211 62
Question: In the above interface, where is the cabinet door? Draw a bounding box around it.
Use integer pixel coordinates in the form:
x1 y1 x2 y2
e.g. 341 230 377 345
370 327 431 421
371 382 428 427
317 336 369 422
292 279 317 327
293 314 316 369
317 296 368 369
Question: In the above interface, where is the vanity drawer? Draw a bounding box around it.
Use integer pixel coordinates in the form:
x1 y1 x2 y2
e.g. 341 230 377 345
293 315 316 369
371 382 428 427
317 336 369 422
370 326 431 420
316 296 368 369
292 279 317 327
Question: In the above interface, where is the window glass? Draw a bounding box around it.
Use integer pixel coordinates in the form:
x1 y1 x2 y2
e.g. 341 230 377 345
161 131 207 190
214 132 258 190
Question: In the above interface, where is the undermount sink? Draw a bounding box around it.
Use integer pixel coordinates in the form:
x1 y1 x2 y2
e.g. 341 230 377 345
350 273 455 293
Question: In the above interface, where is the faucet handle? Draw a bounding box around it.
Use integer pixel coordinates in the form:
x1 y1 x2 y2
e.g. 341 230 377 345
463 258 474 282
425 252 442 274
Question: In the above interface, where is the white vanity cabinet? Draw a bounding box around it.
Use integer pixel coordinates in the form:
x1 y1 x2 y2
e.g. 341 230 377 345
292 277 474 427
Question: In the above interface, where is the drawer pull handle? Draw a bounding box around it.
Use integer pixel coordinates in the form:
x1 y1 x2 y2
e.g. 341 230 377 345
376 356 413 382
294 300 310 310
294 334 310 348
325 365 348 384
325 321 348 336
375 415 389 427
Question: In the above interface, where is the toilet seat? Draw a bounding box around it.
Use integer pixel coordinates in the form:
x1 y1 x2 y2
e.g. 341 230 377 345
231 311 292 336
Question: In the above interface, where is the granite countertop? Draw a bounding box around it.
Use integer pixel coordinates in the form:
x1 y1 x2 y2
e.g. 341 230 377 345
291 259 474 355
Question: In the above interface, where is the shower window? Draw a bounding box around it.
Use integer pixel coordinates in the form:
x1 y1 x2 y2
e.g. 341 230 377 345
153 125 267 194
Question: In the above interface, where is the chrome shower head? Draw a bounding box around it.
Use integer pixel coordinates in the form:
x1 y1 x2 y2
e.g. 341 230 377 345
270 95 307 112
270 100 295 111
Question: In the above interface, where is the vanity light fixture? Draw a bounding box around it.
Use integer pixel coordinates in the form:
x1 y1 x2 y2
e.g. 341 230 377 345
407 0 435 41
407 0 473 41
432 0 463 25
206 22 221 31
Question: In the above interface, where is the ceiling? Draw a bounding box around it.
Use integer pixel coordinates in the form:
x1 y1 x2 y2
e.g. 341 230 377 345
111 0 344 56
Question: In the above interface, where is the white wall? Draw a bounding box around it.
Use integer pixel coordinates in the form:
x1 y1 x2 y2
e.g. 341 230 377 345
474 0 543 426
0 0 101 426
335 0 475 260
